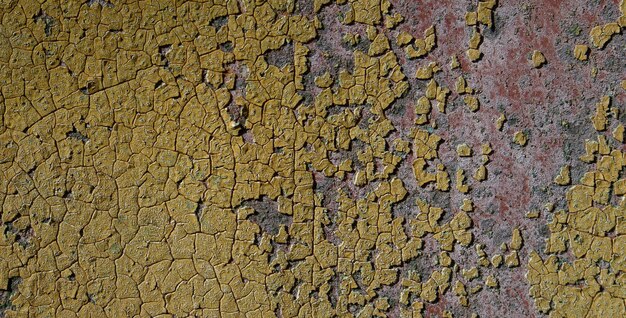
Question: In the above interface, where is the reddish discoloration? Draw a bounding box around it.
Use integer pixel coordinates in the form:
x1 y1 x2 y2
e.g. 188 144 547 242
383 0 623 316
270 0 621 316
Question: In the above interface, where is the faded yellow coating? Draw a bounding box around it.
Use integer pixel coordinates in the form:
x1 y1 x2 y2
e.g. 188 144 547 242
0 0 623 317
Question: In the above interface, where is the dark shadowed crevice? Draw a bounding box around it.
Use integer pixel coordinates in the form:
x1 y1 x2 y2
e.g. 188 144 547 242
195 200 206 221
158 45 172 69
3 222 34 249
66 127 89 143
265 42 294 68
210 16 228 29
245 196 291 236
0 276 22 316
87 0 114 8
33 10 55 37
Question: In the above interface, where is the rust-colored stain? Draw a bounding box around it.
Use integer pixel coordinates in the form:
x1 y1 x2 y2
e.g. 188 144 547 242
0 0 625 317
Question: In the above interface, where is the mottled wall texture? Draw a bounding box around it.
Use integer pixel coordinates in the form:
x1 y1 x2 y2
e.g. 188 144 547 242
0 0 625 317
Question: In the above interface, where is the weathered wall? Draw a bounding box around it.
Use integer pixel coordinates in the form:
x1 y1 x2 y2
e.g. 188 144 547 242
0 0 625 317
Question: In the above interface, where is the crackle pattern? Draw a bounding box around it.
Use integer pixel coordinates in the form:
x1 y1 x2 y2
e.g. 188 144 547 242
0 0 624 317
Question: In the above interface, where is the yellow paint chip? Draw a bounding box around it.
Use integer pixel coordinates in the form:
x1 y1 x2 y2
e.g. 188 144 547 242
464 95 480 112
525 210 539 219
450 55 460 69
469 30 482 49
485 275 499 288
456 169 470 193
465 12 478 26
613 124 624 142
369 33 391 56
460 198 474 212
462 267 479 281
573 44 589 61
531 50 546 68
466 48 482 62
496 113 507 130
456 143 472 157
473 165 487 181
513 131 528 146
396 31 414 47
591 96 610 131
505 251 519 267
510 227 523 250
554 165 571 185
491 254 503 267
415 62 440 79
439 252 453 267
590 23 621 48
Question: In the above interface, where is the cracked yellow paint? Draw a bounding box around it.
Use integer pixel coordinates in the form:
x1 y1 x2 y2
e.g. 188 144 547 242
466 48 482 62
415 96 432 125
466 29 483 62
405 26 436 59
485 275 499 289
460 199 474 212
455 76 469 94
477 0 496 28
491 254 503 268
415 62 440 80
396 31 414 47
0 0 602 316
592 95 611 131
369 33 391 56
436 164 451 191
465 12 478 26
527 28 626 312
343 32 361 46
589 22 621 49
